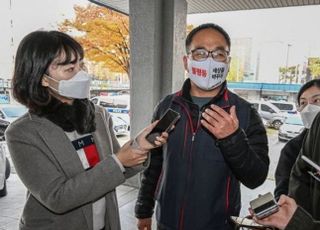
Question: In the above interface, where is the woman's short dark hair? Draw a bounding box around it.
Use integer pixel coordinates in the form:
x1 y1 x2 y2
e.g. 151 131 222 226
12 30 84 113
185 23 231 53
297 79 320 105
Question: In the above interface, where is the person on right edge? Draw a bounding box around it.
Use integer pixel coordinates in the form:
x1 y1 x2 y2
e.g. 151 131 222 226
135 23 269 230
255 109 320 230
288 109 320 223
274 79 320 199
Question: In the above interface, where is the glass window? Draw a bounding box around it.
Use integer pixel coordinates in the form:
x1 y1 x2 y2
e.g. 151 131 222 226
2 106 27 118
261 104 275 113
271 103 293 111
100 101 115 108
285 116 303 125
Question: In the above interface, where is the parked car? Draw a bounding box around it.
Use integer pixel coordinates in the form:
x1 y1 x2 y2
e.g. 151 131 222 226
110 114 128 136
270 101 297 114
90 95 130 130
278 115 304 142
250 100 287 129
0 104 28 136
0 104 28 122
0 104 27 197
0 146 10 197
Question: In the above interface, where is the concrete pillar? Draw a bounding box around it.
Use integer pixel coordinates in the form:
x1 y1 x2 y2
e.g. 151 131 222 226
161 0 187 95
127 0 187 187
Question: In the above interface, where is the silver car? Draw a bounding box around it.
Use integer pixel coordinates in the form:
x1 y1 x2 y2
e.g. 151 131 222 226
278 115 304 142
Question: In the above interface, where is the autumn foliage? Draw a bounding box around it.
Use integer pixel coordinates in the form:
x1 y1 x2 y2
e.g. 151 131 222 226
59 5 130 76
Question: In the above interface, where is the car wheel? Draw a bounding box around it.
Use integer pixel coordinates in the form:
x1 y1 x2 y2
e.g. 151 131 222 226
5 157 10 179
273 120 282 130
0 180 7 197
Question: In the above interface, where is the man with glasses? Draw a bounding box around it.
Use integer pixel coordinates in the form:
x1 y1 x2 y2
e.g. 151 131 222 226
135 23 269 230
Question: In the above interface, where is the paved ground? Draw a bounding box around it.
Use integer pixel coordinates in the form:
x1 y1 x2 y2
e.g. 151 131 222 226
0 132 282 230
0 174 150 230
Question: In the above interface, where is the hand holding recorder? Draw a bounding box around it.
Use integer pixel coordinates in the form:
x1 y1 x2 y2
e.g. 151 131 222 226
252 195 298 230
132 108 180 150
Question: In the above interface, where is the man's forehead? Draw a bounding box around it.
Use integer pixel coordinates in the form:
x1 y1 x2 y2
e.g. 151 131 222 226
190 30 228 48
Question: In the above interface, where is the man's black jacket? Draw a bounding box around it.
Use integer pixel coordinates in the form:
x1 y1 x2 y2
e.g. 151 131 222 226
135 80 269 230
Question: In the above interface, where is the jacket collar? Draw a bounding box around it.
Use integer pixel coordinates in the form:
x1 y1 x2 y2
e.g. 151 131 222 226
175 78 230 109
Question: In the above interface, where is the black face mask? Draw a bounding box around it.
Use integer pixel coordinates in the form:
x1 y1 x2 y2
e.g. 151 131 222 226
38 97 96 134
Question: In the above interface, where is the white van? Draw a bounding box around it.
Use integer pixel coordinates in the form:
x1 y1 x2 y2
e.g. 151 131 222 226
269 101 297 114
90 95 130 130
250 100 287 129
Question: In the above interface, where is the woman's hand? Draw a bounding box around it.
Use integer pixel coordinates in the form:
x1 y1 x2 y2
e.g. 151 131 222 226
116 141 149 167
133 120 169 151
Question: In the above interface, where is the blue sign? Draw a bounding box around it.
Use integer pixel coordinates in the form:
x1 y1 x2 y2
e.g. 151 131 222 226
107 108 129 114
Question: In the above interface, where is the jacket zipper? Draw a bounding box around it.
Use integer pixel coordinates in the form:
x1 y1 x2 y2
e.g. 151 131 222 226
174 89 231 229
175 101 203 230
192 110 203 142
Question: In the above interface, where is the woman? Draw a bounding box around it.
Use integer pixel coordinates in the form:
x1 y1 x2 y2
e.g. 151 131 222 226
6 30 168 230
274 79 320 199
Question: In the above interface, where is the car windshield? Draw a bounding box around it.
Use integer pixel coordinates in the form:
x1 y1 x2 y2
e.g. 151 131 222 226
271 102 294 111
2 106 27 118
285 116 303 125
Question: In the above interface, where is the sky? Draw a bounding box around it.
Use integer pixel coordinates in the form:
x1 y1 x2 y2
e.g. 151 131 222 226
1 1 320 82
0 0 88 79
188 5 320 82
188 5 320 50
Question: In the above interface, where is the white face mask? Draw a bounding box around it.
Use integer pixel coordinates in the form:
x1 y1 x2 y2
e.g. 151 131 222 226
187 58 229 91
46 70 91 99
300 104 320 129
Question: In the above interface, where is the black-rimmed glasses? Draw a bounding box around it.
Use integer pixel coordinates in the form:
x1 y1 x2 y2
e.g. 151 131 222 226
189 48 230 62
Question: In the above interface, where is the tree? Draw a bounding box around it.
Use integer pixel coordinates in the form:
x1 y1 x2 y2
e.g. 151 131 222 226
279 65 299 83
59 5 130 78
227 56 244 82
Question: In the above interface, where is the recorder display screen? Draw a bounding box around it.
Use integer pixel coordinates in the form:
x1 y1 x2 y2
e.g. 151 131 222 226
253 200 277 214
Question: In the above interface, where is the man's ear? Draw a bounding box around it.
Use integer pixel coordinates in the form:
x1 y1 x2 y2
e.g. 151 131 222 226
183 55 189 72
41 75 49 87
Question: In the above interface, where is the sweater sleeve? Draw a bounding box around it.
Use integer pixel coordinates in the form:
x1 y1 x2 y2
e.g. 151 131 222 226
285 206 320 230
